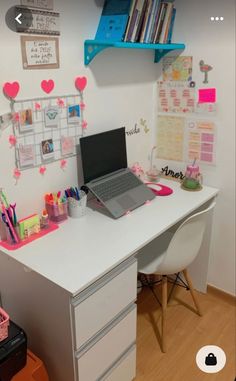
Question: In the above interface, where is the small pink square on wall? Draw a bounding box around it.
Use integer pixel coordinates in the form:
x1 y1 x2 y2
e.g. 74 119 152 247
198 88 216 103
201 143 214 153
201 152 213 162
201 133 214 142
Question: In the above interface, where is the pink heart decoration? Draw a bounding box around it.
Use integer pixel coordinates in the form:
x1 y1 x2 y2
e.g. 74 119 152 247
13 168 21 180
3 82 20 99
39 166 46 175
9 135 17 147
60 159 67 169
82 120 88 129
75 77 87 92
41 79 54 94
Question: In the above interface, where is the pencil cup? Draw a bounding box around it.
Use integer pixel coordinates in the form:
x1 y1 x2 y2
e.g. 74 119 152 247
68 191 87 218
46 200 68 223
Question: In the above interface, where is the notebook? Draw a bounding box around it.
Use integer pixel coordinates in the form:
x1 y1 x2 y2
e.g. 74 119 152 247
80 127 155 218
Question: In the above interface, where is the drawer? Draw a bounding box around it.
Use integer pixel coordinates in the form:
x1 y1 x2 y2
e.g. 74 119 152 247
72 258 137 349
101 345 136 381
75 305 137 381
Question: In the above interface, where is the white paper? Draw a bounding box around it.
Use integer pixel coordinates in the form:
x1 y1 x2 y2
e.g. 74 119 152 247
25 40 57 66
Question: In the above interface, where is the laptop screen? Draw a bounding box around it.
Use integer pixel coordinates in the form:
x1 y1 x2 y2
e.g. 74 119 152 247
80 127 127 183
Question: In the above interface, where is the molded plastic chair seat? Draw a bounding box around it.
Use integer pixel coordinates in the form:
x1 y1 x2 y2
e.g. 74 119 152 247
137 200 216 353
138 231 173 274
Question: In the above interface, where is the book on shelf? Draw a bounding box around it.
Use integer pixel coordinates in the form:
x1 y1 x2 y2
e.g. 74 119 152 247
159 1 174 43
143 0 155 43
124 0 137 41
145 0 161 43
149 0 162 43
125 0 146 42
139 0 152 42
133 0 148 42
95 0 133 42
167 7 176 43
154 2 168 43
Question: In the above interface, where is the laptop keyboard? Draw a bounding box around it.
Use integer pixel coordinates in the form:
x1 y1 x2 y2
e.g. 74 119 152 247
91 172 142 202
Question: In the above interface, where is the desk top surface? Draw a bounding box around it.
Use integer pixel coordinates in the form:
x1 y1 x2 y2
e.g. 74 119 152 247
0 180 218 296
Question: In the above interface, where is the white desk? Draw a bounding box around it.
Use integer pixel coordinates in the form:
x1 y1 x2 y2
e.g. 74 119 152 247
0 179 218 381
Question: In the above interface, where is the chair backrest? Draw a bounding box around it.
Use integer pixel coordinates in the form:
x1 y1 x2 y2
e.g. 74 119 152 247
157 200 216 275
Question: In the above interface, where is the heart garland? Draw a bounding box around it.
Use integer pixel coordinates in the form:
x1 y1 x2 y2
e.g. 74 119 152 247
41 79 54 94
75 76 87 92
3 82 20 99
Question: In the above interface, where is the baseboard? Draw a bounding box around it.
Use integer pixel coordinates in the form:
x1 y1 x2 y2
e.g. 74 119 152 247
207 284 236 306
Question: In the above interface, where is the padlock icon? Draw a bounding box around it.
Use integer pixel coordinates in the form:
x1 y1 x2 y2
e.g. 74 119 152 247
205 353 217 366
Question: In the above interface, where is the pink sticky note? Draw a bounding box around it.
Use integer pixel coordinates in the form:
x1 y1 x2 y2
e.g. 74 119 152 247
201 133 214 142
198 88 216 103
201 143 214 153
201 152 213 162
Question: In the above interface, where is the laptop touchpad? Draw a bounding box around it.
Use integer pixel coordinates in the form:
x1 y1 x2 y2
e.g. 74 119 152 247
117 194 136 209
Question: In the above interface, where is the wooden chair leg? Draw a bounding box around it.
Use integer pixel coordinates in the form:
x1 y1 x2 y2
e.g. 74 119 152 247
183 269 202 316
161 275 168 353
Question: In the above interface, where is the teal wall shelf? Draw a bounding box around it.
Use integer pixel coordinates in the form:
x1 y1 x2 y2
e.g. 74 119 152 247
84 40 185 66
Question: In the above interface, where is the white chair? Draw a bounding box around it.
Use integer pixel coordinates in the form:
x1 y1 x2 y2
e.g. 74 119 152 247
137 200 216 353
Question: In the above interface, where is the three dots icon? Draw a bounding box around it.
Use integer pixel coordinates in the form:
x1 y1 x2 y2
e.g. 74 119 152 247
210 16 224 21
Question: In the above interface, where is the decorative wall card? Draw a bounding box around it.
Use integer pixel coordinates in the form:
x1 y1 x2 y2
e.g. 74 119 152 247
21 36 59 70
187 119 216 165
41 139 54 160
157 116 185 161
19 109 33 132
198 88 216 103
18 144 35 167
20 0 53 9
158 81 195 114
162 56 193 82
44 106 59 127
16 7 59 35
67 105 80 124
199 60 213 84
61 136 75 156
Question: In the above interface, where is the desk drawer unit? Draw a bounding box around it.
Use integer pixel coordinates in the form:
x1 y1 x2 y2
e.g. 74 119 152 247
71 258 137 350
101 345 136 381
75 304 137 381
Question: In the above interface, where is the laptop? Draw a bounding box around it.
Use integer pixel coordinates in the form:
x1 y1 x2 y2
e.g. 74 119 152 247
80 127 155 218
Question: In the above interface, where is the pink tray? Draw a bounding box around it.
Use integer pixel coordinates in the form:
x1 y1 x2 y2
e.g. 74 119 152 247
0 221 59 251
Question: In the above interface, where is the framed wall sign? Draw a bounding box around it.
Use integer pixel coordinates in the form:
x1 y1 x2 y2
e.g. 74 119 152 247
16 7 60 35
21 36 60 70
20 0 54 10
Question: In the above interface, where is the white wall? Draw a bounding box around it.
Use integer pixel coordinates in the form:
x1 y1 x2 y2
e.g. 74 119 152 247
169 0 236 295
0 0 235 294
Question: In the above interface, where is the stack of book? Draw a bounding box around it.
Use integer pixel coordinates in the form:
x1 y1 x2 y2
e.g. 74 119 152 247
124 0 176 43
95 0 176 44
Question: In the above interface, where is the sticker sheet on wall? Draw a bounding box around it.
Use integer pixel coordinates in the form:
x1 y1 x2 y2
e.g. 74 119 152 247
186 119 216 165
2 76 88 180
158 81 195 114
156 116 185 162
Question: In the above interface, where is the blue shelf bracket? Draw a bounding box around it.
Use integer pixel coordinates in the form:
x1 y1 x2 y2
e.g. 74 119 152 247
154 49 173 63
84 40 185 66
84 41 111 65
